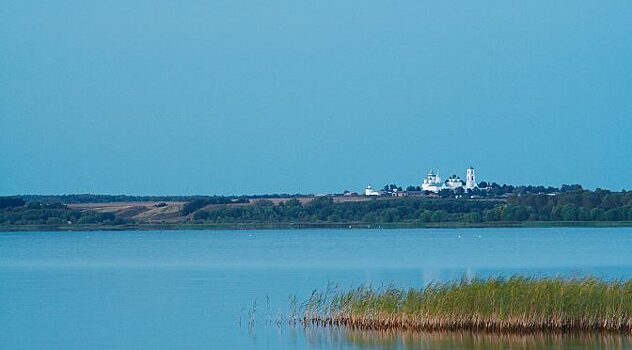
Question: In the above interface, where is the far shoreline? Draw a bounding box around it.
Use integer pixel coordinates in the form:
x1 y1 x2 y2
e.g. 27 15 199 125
1 221 631 232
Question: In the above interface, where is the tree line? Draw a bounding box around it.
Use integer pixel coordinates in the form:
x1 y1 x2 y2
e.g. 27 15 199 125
191 197 502 224
2 189 631 226
190 190 632 224
0 200 124 225
506 189 632 221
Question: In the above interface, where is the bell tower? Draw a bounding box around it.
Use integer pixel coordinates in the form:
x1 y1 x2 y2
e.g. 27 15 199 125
465 166 476 190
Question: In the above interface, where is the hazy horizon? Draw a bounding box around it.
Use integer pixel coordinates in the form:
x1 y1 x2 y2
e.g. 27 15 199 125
2 1 631 196
5 180 627 197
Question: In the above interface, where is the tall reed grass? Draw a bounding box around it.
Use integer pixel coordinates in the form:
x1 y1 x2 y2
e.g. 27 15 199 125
303 277 632 333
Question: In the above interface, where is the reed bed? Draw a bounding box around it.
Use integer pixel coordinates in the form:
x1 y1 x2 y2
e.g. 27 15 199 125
302 327 632 349
303 277 632 333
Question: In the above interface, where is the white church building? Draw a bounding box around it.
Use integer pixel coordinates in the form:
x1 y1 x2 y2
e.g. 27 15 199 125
364 185 381 196
421 170 443 193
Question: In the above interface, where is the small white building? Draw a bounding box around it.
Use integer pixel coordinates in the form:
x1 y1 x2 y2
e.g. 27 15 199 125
364 185 381 196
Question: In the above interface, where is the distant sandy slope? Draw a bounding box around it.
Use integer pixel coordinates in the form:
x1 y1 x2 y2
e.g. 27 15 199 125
67 196 374 223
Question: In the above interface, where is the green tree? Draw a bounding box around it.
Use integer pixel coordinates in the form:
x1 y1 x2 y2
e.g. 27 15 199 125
561 204 578 221
463 212 482 223
431 210 448 222
419 210 433 222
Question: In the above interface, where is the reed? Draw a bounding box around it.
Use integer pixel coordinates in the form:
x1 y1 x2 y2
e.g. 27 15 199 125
303 277 632 333
302 327 632 349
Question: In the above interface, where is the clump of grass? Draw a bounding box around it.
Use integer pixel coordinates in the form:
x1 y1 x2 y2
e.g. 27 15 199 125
303 277 632 333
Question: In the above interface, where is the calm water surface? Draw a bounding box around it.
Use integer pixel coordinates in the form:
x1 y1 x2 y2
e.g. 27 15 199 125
1 227 632 349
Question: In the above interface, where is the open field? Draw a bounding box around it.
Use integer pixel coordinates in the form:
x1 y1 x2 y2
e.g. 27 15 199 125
67 201 186 223
64 196 378 223
67 201 185 210
303 277 632 333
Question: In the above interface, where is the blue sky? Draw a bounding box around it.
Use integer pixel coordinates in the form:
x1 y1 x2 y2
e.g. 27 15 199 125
1 1 631 195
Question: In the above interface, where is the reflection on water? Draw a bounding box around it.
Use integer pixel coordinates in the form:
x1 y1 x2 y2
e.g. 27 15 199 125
3 228 632 349
303 327 632 350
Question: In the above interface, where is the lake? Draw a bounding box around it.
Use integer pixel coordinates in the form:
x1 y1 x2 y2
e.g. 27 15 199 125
1 227 632 349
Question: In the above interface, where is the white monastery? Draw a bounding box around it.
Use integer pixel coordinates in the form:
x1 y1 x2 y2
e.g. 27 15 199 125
365 166 478 196
422 166 477 193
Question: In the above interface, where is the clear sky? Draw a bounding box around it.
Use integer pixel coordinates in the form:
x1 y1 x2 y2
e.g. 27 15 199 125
1 1 631 195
